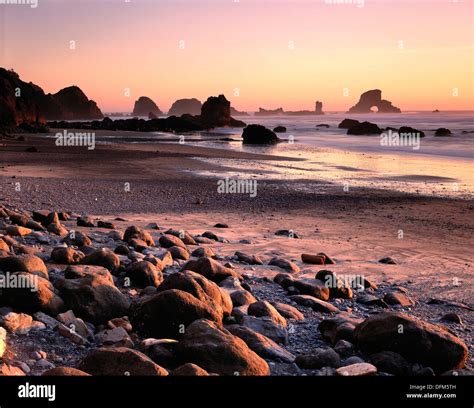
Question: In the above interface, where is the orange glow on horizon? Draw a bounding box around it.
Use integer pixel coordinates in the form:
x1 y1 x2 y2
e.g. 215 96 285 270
1 0 472 113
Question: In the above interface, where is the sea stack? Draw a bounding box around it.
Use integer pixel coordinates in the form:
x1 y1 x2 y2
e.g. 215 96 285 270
132 96 163 117
200 94 246 128
53 86 103 120
168 98 202 116
347 90 401 114
315 101 324 115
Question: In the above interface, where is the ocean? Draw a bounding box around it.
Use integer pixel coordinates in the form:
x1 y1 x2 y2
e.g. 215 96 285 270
91 112 474 198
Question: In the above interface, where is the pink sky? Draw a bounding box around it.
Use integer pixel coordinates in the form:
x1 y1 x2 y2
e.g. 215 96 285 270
1 0 473 112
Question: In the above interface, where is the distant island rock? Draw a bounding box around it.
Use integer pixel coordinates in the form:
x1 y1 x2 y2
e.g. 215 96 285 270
242 124 280 144
347 90 401 114
230 107 249 116
168 98 202 116
255 107 285 116
132 96 163 117
201 94 245 127
0 68 103 130
255 101 325 116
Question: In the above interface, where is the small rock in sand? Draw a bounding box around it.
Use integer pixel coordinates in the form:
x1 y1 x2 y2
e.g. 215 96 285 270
441 313 462 325
336 362 377 376
269 257 300 273
295 348 341 369
0 327 6 358
379 257 397 264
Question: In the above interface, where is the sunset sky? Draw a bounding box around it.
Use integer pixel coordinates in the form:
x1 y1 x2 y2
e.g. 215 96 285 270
1 0 473 113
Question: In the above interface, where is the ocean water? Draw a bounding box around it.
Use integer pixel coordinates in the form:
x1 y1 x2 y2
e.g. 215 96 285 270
100 112 474 198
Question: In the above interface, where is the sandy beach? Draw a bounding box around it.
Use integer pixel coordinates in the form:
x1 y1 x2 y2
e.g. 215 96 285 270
1 132 472 305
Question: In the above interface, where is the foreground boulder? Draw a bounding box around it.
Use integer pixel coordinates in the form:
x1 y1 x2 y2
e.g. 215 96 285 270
242 124 280 145
289 295 339 313
126 261 163 288
81 248 120 271
64 265 114 285
51 247 84 265
55 276 129 324
130 289 223 338
319 312 364 344
354 312 468 373
269 257 300 273
229 325 295 363
158 271 232 317
181 257 240 283
0 273 64 315
0 254 48 279
123 226 155 246
292 278 330 301
295 348 341 369
177 319 270 376
172 363 209 376
78 347 168 376
42 367 90 376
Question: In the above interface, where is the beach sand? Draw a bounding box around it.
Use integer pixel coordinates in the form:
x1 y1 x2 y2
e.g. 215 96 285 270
0 132 472 375
1 133 472 303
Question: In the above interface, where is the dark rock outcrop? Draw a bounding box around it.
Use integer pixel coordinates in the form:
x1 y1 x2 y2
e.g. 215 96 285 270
399 126 426 138
200 94 246 128
242 125 280 145
347 90 401 114
168 98 202 116
435 128 452 137
132 96 162 117
0 68 103 131
338 119 360 129
347 121 382 135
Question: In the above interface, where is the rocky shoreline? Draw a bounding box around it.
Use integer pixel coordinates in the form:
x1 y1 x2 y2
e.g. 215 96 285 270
0 203 471 377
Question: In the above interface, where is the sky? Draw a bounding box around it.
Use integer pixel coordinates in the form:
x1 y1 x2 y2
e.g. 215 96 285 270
0 0 473 113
